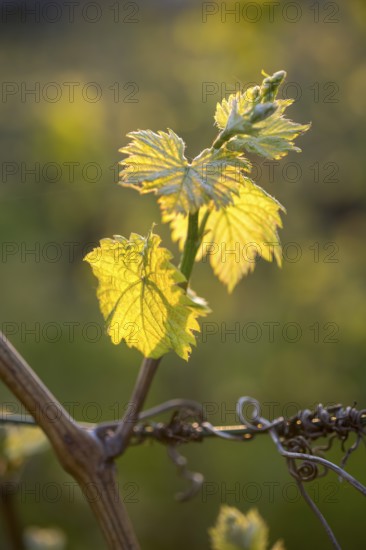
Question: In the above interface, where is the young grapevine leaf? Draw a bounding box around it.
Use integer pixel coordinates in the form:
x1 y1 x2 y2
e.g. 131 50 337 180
209 505 285 550
214 71 310 160
226 105 310 160
84 231 206 360
119 129 251 216
168 180 284 293
214 88 263 132
206 181 284 292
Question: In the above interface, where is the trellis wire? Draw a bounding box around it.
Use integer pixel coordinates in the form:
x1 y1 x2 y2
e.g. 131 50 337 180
1 396 365 549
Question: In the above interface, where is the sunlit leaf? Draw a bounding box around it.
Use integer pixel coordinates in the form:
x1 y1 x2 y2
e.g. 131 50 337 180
119 129 250 216
167 181 284 293
84 231 207 360
214 88 261 131
206 181 284 292
209 506 285 550
209 506 269 550
226 108 310 160
215 72 310 160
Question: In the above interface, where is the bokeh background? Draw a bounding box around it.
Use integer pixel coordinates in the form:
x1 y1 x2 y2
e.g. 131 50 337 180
1 0 366 548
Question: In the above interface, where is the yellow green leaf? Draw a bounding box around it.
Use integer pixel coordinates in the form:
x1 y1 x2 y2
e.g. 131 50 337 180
167 181 284 293
205 181 285 292
215 71 310 160
227 113 310 160
209 506 285 550
214 87 262 131
209 506 269 550
84 231 207 360
119 129 250 216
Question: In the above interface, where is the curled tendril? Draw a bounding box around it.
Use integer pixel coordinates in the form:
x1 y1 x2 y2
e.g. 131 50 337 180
167 445 204 502
236 396 283 433
287 455 319 482
285 437 319 481
159 406 207 501
139 398 205 423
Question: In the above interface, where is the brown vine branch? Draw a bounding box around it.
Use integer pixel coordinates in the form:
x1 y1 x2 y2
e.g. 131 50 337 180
101 356 161 458
0 333 139 550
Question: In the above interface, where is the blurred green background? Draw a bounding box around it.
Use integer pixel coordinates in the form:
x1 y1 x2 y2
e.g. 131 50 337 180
1 0 366 548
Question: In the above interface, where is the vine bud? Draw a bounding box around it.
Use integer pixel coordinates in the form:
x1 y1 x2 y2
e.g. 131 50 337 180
260 70 287 102
246 85 261 102
249 102 277 124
